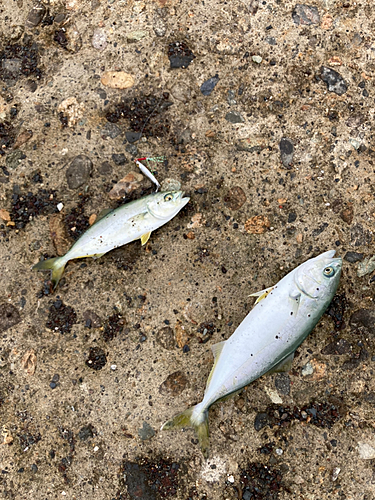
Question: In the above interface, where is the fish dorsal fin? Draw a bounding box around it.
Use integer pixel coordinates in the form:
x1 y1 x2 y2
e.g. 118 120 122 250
206 341 226 390
140 231 152 246
211 340 226 361
266 352 295 375
249 286 274 304
94 208 114 224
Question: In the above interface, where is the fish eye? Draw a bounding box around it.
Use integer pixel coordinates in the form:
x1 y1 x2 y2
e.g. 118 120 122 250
164 193 173 202
323 266 335 277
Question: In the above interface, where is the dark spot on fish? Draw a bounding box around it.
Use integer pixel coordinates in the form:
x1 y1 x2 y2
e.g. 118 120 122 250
290 312 293 315
275 335 279 339
308 314 311 317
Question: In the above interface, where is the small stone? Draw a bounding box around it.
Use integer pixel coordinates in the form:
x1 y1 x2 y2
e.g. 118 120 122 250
292 4 320 25
111 153 127 165
108 172 144 200
88 214 97 226
350 223 372 247
156 326 175 350
275 448 283 456
331 467 340 482
0 209 11 221
344 251 363 263
65 24 82 53
101 123 121 139
83 310 102 328
321 339 351 355
160 178 181 192
25 2 46 28
265 36 276 45
225 111 245 124
57 203 64 212
279 137 294 167
358 442 375 460
49 382 57 389
138 422 155 441
58 97 85 128
85 347 107 370
79 425 94 441
6 150 24 169
170 82 191 103
245 215 270 234
178 128 192 145
168 41 194 69
200 75 219 96
186 231 195 240
125 144 138 156
159 371 188 397
153 13 166 37
236 137 265 153
349 138 361 150
21 350 37 376
296 233 303 243
301 361 314 376
321 67 348 96
126 30 148 43
288 212 297 223
125 131 142 143
254 412 269 431
357 256 375 278
275 373 290 395
92 28 107 50
224 186 247 210
110 364 117 371
252 55 262 64
66 155 93 189
340 203 354 225
0 303 21 333
321 13 333 29
98 161 112 175
101 71 135 89
13 130 33 150
227 90 237 105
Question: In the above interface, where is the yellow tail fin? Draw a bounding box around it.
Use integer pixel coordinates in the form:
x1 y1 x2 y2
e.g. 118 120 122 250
32 257 66 290
161 404 209 458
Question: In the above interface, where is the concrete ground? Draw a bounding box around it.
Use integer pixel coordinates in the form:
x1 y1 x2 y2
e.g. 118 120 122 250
0 0 375 498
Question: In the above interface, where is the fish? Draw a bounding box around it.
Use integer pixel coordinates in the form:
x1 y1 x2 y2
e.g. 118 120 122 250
32 191 189 289
161 250 342 457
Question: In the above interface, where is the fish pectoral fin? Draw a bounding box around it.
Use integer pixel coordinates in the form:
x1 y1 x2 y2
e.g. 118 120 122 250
249 286 274 304
140 231 152 246
92 252 105 260
289 290 301 315
266 352 295 375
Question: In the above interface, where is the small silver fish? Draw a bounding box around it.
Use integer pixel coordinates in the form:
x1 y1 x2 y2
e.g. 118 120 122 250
161 250 342 457
33 191 189 289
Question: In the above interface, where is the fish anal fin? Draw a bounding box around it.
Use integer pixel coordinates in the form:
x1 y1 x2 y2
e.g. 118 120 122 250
94 208 114 223
206 341 226 390
211 340 225 361
249 286 274 304
266 352 295 375
141 231 152 246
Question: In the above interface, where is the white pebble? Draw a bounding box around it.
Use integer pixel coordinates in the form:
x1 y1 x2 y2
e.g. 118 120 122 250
57 202 64 212
92 28 107 50
227 475 235 483
110 364 117 371
94 446 99 452
275 448 283 455
252 55 263 64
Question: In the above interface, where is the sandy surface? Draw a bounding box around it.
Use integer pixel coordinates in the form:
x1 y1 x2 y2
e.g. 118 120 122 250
1 0 375 498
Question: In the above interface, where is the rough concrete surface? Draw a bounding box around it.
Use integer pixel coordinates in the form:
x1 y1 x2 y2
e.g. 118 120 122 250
0 0 375 499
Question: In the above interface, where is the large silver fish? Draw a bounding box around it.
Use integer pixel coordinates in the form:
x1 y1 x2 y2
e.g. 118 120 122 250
33 191 189 289
161 250 342 457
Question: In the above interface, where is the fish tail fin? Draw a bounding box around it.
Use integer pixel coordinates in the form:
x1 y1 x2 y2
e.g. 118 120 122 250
161 403 210 458
32 256 67 290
